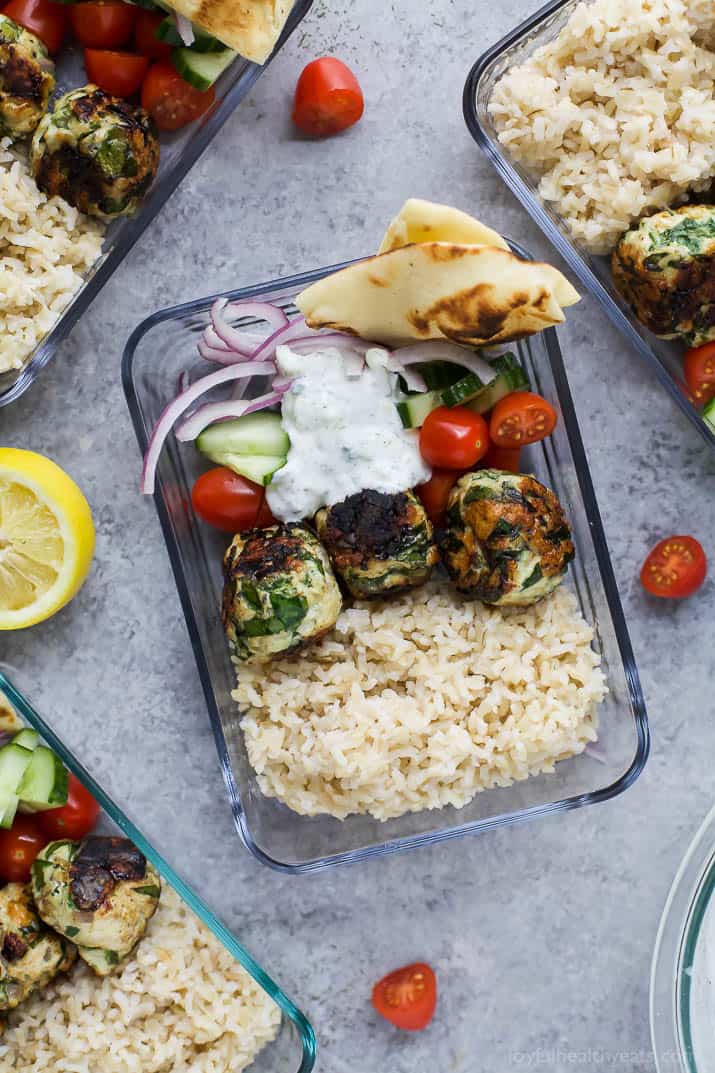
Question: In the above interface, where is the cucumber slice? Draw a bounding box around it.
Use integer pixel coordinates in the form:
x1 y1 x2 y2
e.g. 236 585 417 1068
396 390 442 429
156 16 225 50
16 746 69 812
467 354 529 414
704 395 715 434
213 453 286 487
412 361 465 392
12 728 39 752
440 371 488 407
0 744 34 828
197 413 289 462
171 46 235 91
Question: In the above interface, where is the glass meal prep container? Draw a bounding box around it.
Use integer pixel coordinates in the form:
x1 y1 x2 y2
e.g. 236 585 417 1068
0 668 316 1073
122 248 650 874
0 0 314 410
463 0 715 453
651 805 715 1073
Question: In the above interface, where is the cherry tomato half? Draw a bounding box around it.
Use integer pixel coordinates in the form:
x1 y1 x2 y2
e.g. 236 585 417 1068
640 535 707 600
0 815 46 883
38 774 101 840
134 8 171 59
420 406 489 469
480 442 522 473
490 391 557 448
70 0 136 48
141 60 215 131
415 468 460 526
84 48 148 96
372 962 437 1032
684 343 715 408
292 56 364 137
3 0 66 53
191 467 267 533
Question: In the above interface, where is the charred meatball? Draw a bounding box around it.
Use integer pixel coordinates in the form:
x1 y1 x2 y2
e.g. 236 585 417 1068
440 469 574 605
612 204 715 346
0 882 75 1010
30 85 159 219
31 836 160 976
0 16 54 139
223 523 342 663
315 489 439 599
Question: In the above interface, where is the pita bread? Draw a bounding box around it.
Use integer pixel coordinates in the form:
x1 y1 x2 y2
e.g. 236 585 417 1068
167 0 292 64
379 198 509 253
296 243 580 348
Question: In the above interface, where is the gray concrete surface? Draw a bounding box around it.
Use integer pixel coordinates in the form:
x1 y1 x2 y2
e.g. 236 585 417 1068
2 1 714 1070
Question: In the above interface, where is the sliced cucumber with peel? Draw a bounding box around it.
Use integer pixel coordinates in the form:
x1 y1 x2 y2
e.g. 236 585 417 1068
466 354 529 414
0 743 35 828
172 46 235 91
17 747 69 813
197 413 289 459
704 395 715 435
396 390 442 429
215 453 286 486
440 371 488 408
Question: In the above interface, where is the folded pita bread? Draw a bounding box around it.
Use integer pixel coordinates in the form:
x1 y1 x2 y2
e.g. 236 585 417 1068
296 243 580 348
167 0 292 64
379 198 509 253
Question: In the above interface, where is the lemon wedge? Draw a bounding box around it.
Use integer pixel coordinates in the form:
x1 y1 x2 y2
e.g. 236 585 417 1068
0 449 95 630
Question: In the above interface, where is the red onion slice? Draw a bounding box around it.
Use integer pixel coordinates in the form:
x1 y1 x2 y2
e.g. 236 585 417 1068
394 341 496 384
204 326 231 351
176 389 288 442
173 11 194 44
383 355 427 393
198 340 244 365
140 361 276 494
251 317 311 364
209 299 288 358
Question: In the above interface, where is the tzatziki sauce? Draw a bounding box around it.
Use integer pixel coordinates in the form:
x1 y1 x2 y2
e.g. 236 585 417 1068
265 344 431 522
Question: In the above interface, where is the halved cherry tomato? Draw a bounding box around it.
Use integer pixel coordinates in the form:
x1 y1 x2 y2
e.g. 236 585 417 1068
420 407 489 469
0 815 45 883
415 468 460 526
292 56 364 137
480 442 521 473
490 391 557 447
640 535 707 599
84 48 148 96
70 0 136 48
191 467 266 533
3 0 67 53
684 343 715 408
38 774 100 840
141 60 215 131
372 962 437 1031
134 8 171 59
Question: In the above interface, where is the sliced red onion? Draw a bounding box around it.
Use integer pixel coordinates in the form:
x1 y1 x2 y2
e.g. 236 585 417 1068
140 361 276 495
383 354 427 393
176 389 288 442
173 11 194 44
251 317 310 364
394 341 496 384
177 370 190 393
198 340 243 365
207 298 285 356
204 326 231 351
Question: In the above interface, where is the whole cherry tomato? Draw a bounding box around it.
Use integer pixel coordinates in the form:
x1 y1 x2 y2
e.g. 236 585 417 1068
69 0 136 48
420 406 489 469
38 774 100 840
191 467 267 533
134 8 171 59
141 60 215 131
84 48 148 96
0 815 46 882
3 0 66 53
292 56 364 137
415 468 460 526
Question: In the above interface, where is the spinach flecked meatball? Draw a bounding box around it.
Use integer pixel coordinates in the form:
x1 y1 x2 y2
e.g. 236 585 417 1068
0 882 76 1010
222 523 342 663
30 85 160 218
0 15 54 139
612 204 715 346
440 469 574 606
315 489 439 599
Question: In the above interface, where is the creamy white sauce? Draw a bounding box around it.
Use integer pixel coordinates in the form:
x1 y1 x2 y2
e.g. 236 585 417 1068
266 345 431 522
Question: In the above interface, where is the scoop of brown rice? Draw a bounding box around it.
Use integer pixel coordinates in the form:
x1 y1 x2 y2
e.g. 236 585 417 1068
488 0 715 254
0 138 104 374
236 585 606 822
0 886 281 1073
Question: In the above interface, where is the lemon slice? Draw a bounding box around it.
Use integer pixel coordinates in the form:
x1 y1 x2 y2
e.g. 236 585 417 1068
0 449 95 630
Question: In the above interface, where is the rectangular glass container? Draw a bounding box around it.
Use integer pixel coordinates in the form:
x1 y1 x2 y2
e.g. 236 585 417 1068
0 668 316 1073
0 0 313 409
122 251 650 873
463 0 715 452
